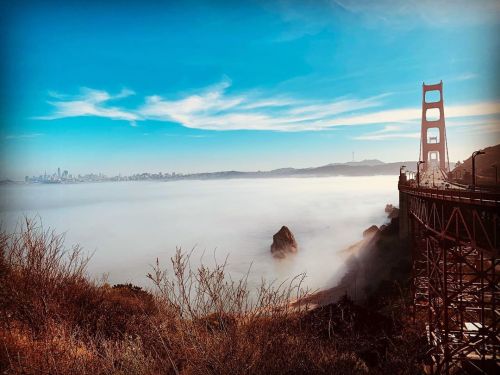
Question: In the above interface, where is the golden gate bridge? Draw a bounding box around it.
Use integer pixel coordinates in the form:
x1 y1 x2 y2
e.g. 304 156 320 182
398 82 499 374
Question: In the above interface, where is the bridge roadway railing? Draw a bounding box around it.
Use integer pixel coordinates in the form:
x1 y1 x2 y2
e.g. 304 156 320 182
399 182 499 255
398 184 500 208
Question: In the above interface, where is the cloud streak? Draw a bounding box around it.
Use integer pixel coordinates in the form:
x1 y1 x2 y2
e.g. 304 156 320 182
332 0 500 28
4 133 44 140
354 125 420 141
270 0 500 40
38 80 500 133
36 88 139 124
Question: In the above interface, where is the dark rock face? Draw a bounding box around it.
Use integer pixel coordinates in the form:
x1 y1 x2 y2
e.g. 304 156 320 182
271 226 298 258
363 225 379 238
385 204 399 219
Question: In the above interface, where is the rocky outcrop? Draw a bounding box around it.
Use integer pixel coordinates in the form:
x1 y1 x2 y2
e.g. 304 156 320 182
271 226 298 258
363 225 379 238
385 204 399 219
296 204 405 307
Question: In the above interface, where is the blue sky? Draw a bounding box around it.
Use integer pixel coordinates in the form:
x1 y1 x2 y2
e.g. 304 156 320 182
1 0 499 179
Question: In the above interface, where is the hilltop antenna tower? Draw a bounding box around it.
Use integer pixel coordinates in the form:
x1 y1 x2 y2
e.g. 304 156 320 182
419 81 450 172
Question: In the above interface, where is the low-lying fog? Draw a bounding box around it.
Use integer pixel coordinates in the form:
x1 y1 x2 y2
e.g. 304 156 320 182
0 176 398 291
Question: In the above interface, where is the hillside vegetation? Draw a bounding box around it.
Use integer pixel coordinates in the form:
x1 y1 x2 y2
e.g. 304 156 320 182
452 143 500 185
1 219 426 374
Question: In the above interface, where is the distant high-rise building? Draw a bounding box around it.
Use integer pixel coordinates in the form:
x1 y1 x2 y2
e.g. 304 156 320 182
57 167 61 178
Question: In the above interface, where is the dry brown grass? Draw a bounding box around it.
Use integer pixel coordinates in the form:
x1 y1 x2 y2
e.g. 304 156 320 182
0 218 426 374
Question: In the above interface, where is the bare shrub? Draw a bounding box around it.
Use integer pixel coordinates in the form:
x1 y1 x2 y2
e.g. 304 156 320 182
1 218 424 374
1 218 90 332
148 248 308 318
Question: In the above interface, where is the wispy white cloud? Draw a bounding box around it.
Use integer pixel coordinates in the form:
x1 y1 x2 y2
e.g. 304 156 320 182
448 117 500 135
38 80 500 134
456 123 500 135
239 98 299 110
269 0 499 41
187 134 211 138
446 102 500 118
138 79 245 128
4 133 44 140
356 112 500 141
447 116 499 128
325 101 500 128
36 87 138 124
450 73 478 82
331 0 500 28
354 125 420 141
137 84 387 131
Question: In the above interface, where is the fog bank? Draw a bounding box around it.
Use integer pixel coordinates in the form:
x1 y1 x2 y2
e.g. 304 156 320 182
0 176 398 290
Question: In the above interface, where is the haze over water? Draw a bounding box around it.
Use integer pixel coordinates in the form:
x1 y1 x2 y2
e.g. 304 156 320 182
0 176 397 290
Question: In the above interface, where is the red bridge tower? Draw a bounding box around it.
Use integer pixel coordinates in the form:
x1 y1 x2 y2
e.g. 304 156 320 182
420 81 449 172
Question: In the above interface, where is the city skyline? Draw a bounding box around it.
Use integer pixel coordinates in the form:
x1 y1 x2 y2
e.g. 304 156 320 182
1 0 500 180
20 157 396 182
20 157 419 184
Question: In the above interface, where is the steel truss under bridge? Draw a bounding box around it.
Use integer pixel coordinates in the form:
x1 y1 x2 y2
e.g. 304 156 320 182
401 185 499 373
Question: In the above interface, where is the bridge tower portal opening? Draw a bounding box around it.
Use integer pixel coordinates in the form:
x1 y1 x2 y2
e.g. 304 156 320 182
420 81 449 172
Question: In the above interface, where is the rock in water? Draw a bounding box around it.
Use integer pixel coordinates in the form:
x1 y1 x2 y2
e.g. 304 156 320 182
271 226 298 258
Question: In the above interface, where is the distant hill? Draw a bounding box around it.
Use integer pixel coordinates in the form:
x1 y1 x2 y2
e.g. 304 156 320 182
328 159 386 167
452 144 500 185
20 159 422 185
180 160 418 180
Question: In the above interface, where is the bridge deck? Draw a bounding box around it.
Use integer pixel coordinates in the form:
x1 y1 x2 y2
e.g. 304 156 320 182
399 184 500 208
